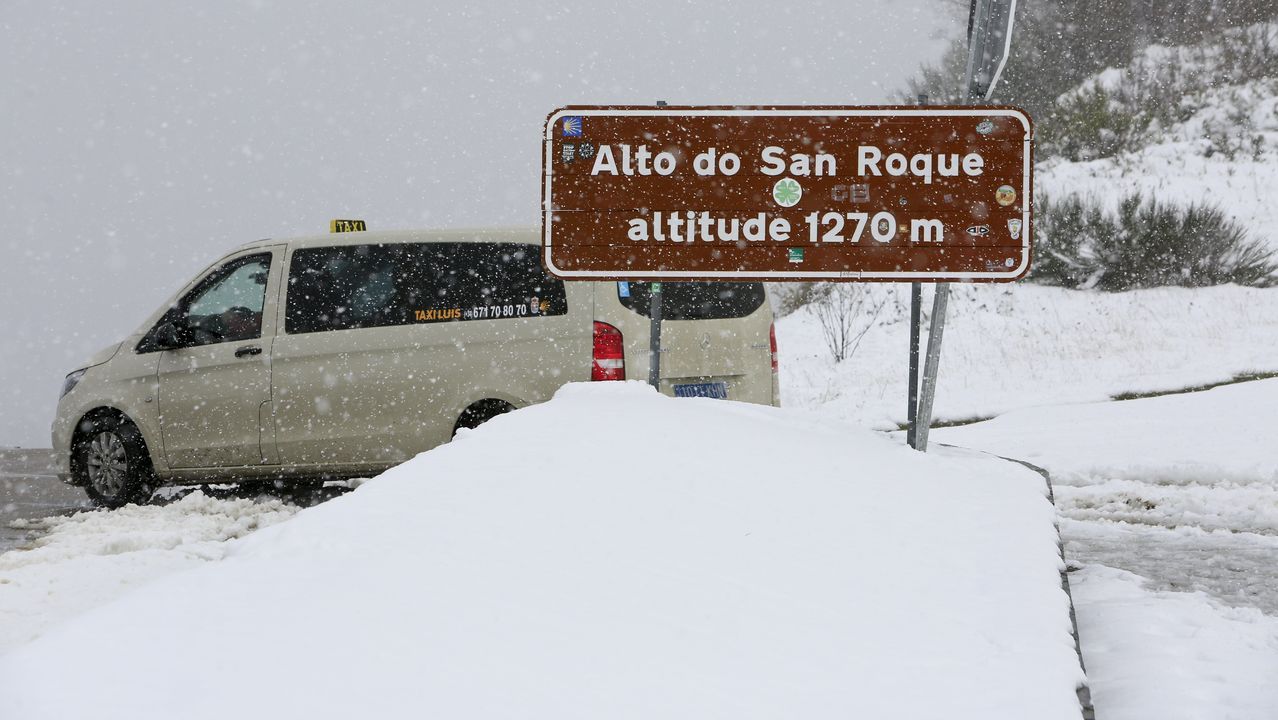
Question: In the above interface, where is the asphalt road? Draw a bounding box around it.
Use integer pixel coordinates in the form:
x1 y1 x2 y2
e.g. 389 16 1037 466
0 448 89 555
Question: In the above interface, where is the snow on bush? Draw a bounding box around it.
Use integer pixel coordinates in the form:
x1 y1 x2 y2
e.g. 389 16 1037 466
1032 193 1276 290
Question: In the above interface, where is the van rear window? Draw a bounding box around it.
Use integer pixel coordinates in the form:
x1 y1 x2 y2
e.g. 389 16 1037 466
617 282 766 321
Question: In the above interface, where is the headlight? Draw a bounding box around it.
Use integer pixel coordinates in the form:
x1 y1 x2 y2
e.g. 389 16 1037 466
60 368 87 398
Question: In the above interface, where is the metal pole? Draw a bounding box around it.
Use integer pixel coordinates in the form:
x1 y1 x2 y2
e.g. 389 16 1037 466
648 100 668 391
906 93 928 449
963 0 993 98
648 282 663 389
913 0 1008 450
913 283 949 451
906 282 922 447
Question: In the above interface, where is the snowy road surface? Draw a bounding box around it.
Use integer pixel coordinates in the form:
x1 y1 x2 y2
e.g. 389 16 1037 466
934 378 1278 616
0 449 87 555
934 379 1278 718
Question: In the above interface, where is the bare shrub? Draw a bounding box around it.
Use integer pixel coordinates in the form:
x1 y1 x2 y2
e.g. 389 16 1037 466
812 284 888 363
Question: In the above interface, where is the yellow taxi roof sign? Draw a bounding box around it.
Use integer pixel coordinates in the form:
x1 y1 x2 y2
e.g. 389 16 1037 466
330 219 367 233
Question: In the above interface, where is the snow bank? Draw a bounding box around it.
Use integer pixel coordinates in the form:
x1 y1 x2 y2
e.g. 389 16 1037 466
0 383 1082 720
0 492 296 652
1072 566 1278 720
931 378 1278 489
779 283 1278 429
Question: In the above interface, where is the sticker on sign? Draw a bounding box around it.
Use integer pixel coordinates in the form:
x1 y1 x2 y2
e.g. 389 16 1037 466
541 106 1033 282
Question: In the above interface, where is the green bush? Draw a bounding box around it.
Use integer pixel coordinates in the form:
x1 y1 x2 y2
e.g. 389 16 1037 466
1040 85 1143 161
1032 194 1278 290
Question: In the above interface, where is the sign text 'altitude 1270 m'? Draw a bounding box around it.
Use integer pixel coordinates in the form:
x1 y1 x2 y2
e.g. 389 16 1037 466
541 106 1033 282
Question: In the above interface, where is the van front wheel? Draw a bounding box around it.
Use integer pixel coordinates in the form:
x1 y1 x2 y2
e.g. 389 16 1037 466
74 415 156 508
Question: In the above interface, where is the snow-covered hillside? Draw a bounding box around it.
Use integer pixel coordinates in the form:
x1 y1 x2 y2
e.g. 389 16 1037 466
1038 24 1278 252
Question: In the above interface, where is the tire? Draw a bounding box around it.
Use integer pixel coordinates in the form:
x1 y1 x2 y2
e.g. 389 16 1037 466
73 415 156 508
279 478 328 507
453 400 515 437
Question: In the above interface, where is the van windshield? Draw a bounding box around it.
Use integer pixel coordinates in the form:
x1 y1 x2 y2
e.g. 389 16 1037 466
617 282 766 321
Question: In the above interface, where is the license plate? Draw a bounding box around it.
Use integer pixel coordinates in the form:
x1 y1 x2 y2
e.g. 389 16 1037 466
673 381 728 399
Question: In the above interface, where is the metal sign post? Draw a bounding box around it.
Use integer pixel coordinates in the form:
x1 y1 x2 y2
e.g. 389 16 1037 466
906 95 928 449
913 284 951 450
910 0 1018 451
649 100 667 391
649 282 663 389
965 0 1018 101
906 281 922 448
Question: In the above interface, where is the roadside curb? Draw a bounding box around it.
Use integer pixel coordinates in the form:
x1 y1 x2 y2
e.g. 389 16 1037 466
994 454 1096 720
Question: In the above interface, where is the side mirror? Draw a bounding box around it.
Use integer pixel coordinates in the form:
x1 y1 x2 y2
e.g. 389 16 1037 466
153 318 192 350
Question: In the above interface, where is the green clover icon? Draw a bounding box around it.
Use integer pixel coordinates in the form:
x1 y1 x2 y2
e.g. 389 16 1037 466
773 178 802 207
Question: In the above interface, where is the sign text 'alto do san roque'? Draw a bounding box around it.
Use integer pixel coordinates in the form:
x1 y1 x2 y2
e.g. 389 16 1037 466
542 106 1033 282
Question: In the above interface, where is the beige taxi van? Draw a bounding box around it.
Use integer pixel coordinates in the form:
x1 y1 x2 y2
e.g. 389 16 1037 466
52 228 779 506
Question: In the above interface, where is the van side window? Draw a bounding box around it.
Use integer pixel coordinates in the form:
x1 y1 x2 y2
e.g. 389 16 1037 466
286 244 411 334
170 254 271 346
424 243 568 322
285 242 567 334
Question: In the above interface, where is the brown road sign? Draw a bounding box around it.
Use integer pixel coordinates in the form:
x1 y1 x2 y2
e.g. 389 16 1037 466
542 106 1033 282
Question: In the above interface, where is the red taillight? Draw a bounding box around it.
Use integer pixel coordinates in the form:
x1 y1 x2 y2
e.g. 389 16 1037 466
592 321 626 381
769 322 779 373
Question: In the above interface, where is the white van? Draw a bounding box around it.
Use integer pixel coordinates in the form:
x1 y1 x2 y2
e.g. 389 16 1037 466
52 228 779 507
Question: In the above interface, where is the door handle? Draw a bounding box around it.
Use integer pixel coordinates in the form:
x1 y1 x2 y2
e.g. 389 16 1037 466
235 345 263 358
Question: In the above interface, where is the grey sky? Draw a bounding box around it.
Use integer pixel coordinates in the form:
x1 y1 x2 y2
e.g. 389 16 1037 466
0 0 953 447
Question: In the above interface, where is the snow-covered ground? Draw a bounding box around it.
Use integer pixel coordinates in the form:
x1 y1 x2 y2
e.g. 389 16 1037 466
932 379 1278 719
1070 566 1278 720
777 282 1278 429
776 286 1278 719
0 492 296 652
933 378 1278 614
932 376 1278 489
0 383 1085 720
4 282 1276 718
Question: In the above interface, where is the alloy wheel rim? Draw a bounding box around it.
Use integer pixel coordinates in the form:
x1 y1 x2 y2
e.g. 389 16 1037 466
85 431 128 497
